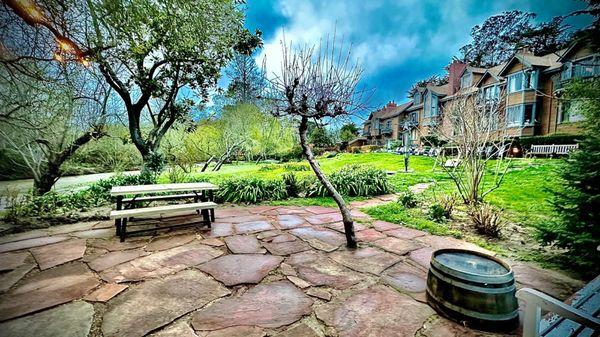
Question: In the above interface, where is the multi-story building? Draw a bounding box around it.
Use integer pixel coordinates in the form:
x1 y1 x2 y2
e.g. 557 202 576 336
359 41 599 148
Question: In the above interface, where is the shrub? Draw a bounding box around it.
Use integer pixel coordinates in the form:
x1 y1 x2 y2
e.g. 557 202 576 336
279 145 304 162
216 177 287 204
258 164 278 172
305 165 392 197
469 203 505 237
282 173 301 198
397 191 418 208
283 162 310 171
428 204 447 222
437 194 456 218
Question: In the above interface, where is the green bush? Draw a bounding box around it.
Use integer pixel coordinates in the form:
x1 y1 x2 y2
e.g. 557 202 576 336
216 177 287 203
428 204 448 222
397 191 418 208
283 162 310 171
282 173 301 198
279 145 304 162
305 165 392 197
258 164 278 172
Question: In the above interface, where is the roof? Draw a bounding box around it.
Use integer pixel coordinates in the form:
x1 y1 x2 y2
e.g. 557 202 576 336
497 50 563 76
474 63 507 87
367 101 413 121
459 65 486 78
426 83 451 96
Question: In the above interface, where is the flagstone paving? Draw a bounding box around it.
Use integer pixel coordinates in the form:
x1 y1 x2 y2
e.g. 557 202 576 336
0 198 587 336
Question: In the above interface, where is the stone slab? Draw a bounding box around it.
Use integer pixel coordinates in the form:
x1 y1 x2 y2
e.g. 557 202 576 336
288 227 345 252
0 236 70 253
100 243 222 283
0 252 30 271
263 239 311 256
198 254 282 286
224 235 266 254
315 285 434 337
87 248 149 272
234 221 275 234
0 263 100 321
286 251 363 290
145 234 197 251
102 269 230 337
31 239 87 270
355 229 386 242
191 281 313 330
384 227 427 240
0 301 94 337
372 237 421 256
277 215 307 229
0 264 35 292
330 247 401 275
149 320 199 337
84 283 128 302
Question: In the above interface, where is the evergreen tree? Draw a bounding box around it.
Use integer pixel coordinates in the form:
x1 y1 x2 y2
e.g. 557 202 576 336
539 78 600 273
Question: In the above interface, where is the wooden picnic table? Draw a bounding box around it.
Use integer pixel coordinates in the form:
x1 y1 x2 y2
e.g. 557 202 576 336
110 182 219 241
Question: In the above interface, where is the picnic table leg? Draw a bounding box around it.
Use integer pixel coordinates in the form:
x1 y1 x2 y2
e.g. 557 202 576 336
114 196 123 236
120 218 127 242
208 190 215 221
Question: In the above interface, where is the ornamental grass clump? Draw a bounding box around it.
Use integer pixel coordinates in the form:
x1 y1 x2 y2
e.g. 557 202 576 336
469 203 505 238
216 177 287 204
305 165 392 197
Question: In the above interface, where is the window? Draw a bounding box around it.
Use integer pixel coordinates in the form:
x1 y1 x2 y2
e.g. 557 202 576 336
559 100 585 123
506 105 522 126
573 56 599 78
483 85 500 101
508 72 523 93
414 92 421 104
386 121 391 129
430 94 438 116
461 72 472 88
505 104 536 127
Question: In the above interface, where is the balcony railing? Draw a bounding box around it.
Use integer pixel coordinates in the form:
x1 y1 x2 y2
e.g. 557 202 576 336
401 120 419 130
380 126 393 134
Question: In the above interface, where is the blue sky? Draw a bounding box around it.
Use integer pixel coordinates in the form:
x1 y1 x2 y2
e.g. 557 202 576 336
238 0 591 119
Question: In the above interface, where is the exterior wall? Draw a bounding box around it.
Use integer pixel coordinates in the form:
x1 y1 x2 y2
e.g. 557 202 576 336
481 75 498 86
506 62 524 74
570 46 594 60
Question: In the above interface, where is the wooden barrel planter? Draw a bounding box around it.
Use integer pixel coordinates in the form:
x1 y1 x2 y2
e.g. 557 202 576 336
426 248 519 331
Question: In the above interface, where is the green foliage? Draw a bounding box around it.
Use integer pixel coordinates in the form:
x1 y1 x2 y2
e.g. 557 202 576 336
363 202 461 238
141 152 166 175
282 173 301 198
309 127 333 148
215 177 287 203
283 163 310 171
428 204 448 222
339 123 359 142
305 165 391 197
538 79 600 272
469 203 505 237
397 191 418 208
518 134 581 150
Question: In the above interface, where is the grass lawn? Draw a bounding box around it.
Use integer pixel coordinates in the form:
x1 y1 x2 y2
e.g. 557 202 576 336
164 153 561 229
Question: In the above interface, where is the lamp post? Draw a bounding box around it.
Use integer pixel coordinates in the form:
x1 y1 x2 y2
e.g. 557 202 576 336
404 129 411 172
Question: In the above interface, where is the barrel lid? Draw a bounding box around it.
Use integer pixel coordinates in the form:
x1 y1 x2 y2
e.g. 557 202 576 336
431 249 514 284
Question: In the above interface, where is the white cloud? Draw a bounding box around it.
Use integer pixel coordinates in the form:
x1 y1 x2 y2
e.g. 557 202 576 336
257 1 419 79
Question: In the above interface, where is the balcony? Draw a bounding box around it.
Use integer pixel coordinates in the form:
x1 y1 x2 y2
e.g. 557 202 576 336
380 126 393 134
362 130 372 137
401 120 419 130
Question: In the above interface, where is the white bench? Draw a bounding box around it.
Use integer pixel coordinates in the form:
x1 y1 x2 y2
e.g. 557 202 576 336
517 276 600 337
111 183 219 241
528 144 579 157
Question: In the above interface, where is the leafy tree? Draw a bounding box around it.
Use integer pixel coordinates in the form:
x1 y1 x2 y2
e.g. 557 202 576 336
539 78 600 273
85 0 261 170
309 126 333 148
338 123 359 142
460 11 570 67
570 0 600 51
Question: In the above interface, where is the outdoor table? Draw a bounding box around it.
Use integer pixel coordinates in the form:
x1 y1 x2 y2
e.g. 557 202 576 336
110 182 219 239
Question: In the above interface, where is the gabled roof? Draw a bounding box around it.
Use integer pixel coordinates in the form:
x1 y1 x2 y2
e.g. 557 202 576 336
497 50 562 76
474 63 506 87
366 101 413 121
557 42 582 63
458 65 486 78
426 83 451 96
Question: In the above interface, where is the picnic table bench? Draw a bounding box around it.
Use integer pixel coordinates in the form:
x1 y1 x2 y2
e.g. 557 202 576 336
110 182 219 242
517 276 600 337
527 144 579 157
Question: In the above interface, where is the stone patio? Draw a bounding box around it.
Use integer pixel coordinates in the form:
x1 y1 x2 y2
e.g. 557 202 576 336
0 195 585 337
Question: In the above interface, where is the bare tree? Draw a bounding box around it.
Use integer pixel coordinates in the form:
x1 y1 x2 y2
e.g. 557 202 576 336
264 35 369 248
434 89 514 205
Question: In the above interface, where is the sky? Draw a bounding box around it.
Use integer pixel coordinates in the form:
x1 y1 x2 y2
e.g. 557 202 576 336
239 0 592 121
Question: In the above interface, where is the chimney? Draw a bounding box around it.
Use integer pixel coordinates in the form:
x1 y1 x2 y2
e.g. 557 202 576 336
447 59 467 95
386 101 397 108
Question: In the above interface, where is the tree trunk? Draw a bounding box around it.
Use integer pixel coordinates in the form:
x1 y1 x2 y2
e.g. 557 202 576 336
299 117 357 248
33 162 60 196
201 156 214 172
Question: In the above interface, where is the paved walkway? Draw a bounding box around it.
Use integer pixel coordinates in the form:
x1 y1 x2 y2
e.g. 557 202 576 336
0 196 584 337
